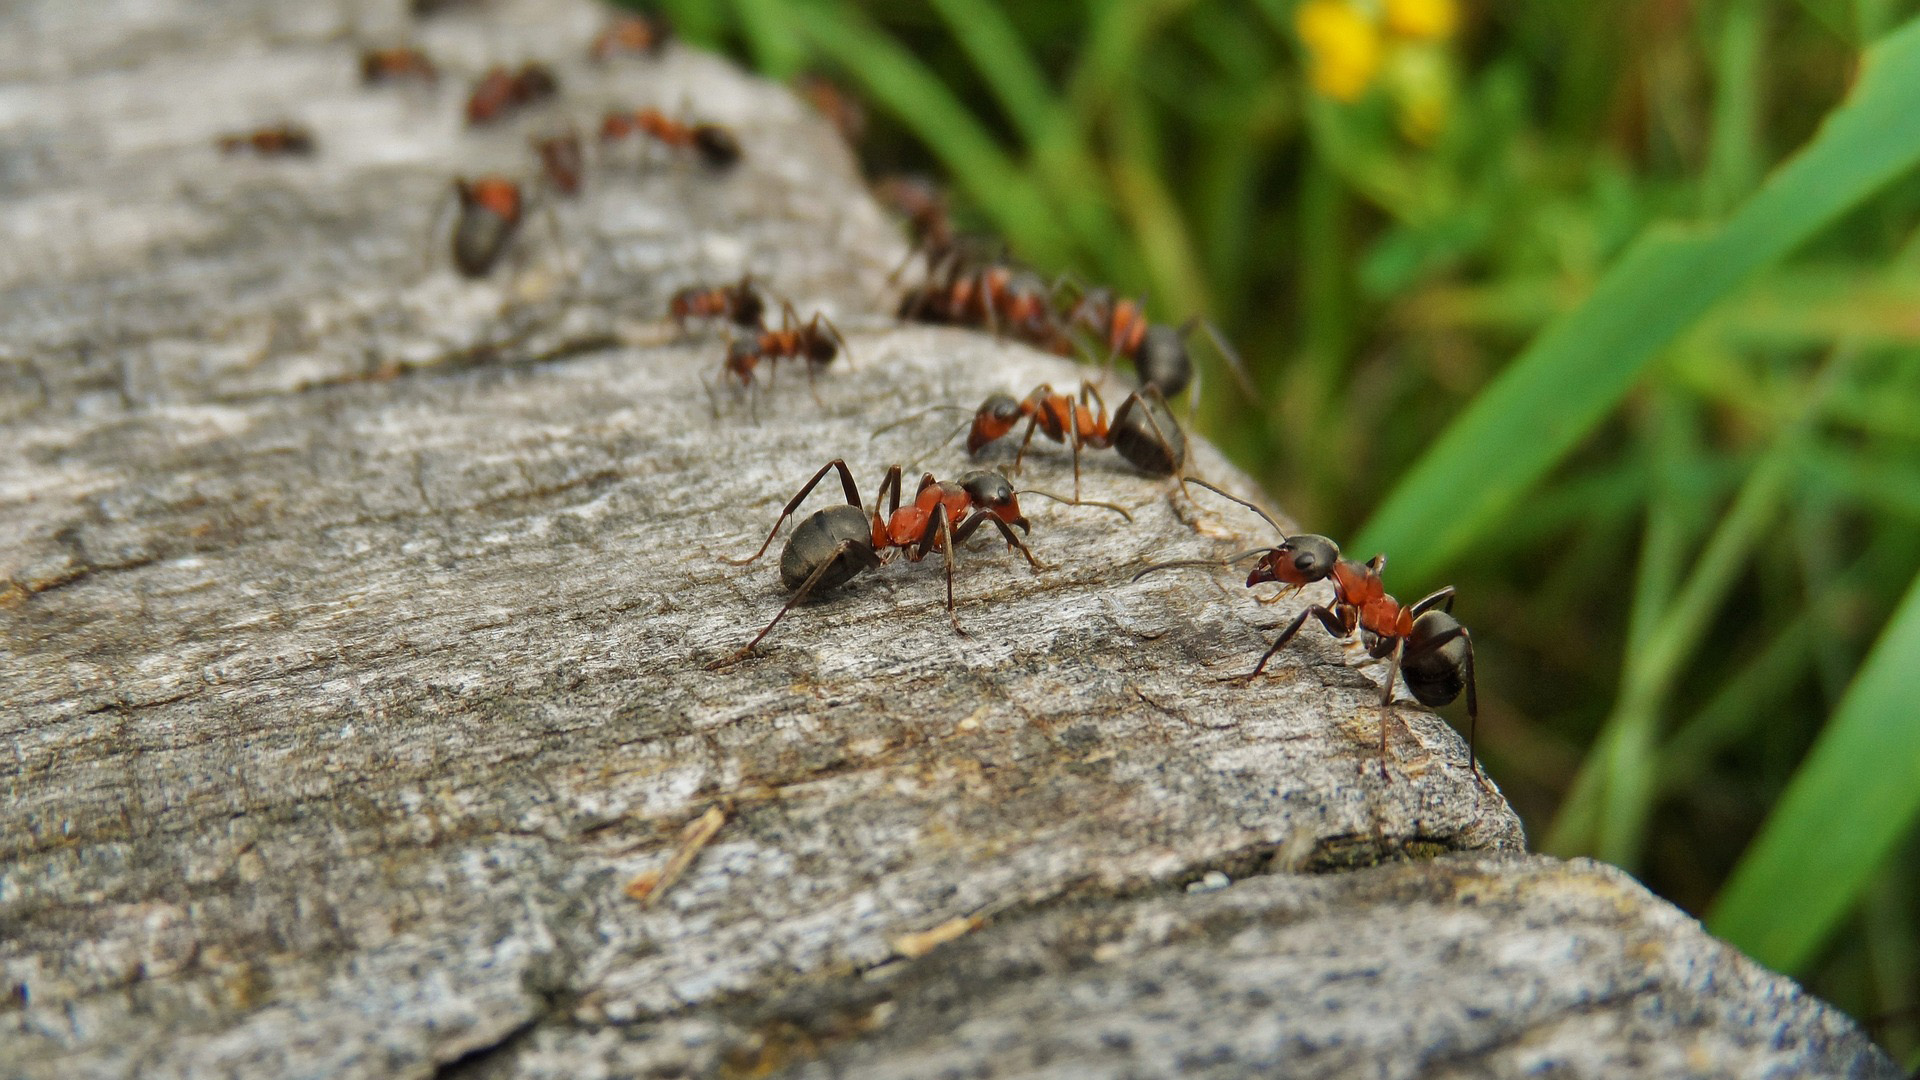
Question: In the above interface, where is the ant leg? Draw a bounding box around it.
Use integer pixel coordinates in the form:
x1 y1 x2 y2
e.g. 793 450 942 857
721 459 863 565
1409 621 1486 787
819 313 854 368
1187 315 1262 408
954 509 1049 572
1010 385 1052 475
1379 636 1406 754
914 503 966 634
1409 586 1457 617
1241 604 1344 681
873 464 904 535
709 538 879 667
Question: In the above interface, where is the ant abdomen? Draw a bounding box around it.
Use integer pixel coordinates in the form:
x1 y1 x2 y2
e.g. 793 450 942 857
1404 610 1470 707
779 505 873 592
1110 389 1186 475
1135 324 1191 398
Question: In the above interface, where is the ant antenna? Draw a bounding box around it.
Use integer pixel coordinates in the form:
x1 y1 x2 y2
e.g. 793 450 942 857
1130 548 1274 582
1012 488 1133 522
1179 477 1287 539
870 403 969 439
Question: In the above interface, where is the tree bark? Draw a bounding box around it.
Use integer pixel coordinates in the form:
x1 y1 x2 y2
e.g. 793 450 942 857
0 1 1897 1077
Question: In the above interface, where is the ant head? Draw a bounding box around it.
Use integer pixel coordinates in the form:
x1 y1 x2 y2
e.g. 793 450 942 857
1134 324 1191 399
966 394 1023 453
1246 533 1340 588
957 470 1027 530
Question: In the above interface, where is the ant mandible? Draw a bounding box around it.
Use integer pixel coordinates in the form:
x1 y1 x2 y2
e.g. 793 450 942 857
600 108 742 170
1133 478 1482 781
671 274 765 335
710 460 1042 666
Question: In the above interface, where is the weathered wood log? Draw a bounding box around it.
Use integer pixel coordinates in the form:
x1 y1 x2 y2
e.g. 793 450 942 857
0 1 1899 1077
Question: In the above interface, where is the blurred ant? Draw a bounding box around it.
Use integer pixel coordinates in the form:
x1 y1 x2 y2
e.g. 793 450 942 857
712 460 1125 666
879 383 1187 498
899 260 1064 354
671 274 765 335
718 303 851 411
1134 478 1482 781
440 176 526 278
1061 285 1258 406
466 63 558 126
590 12 672 61
360 47 438 85
218 124 315 157
409 0 478 15
875 175 957 284
797 73 867 146
600 108 741 169
532 128 584 197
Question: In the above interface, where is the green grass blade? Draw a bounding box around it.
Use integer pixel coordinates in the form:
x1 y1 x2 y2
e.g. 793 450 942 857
732 0 809 78
786 1 1072 265
1352 16 1920 588
924 0 1063 146
1708 568 1920 973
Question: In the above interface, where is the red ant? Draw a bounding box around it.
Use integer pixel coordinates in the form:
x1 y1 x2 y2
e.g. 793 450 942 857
439 176 525 278
532 128 584 197
719 302 851 391
590 12 672 61
711 460 1125 666
218 124 315 157
360 47 438 85
600 108 741 170
1134 478 1481 781
880 382 1187 499
899 261 1059 351
797 73 867 145
671 274 765 334
875 174 957 286
466 64 558 126
1061 285 1258 405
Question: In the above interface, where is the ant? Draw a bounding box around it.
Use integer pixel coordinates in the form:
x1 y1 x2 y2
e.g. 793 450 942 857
360 47 438 85
671 274 765 335
797 73 867 146
899 261 1061 352
875 174 957 286
437 176 526 279
1062 285 1258 405
1134 478 1481 781
218 124 315 157
712 460 1126 666
590 12 671 61
719 302 851 391
532 128 584 197
882 383 1187 499
600 108 741 170
466 63 558 126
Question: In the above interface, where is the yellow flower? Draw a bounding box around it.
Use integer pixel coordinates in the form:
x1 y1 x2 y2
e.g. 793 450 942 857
1296 0 1383 102
1384 0 1459 41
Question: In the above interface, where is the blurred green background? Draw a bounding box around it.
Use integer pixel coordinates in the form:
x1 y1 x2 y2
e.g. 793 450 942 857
637 0 1920 1059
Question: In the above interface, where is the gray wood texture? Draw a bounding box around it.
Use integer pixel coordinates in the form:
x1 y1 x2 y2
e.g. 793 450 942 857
0 1 1899 1077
